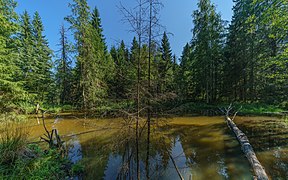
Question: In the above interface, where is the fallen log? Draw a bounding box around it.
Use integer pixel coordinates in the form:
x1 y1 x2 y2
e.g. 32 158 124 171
225 115 269 180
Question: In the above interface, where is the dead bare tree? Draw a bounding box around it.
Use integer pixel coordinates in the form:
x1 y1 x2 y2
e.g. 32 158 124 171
40 112 65 154
119 1 164 179
119 1 148 178
145 0 164 179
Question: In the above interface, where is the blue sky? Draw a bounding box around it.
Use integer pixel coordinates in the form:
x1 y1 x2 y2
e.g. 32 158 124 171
15 0 234 58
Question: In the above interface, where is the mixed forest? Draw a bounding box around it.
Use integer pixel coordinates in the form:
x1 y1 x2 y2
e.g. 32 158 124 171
1 0 288 114
1 0 288 179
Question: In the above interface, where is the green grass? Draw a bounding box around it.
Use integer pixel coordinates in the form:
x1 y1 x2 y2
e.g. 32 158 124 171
0 144 76 179
0 124 28 166
0 120 83 179
232 103 284 115
168 102 285 116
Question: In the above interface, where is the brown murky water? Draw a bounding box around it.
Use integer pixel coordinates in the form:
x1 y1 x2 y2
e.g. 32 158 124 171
24 114 288 179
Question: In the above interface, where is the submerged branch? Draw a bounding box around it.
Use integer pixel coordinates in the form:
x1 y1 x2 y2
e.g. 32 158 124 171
168 151 184 180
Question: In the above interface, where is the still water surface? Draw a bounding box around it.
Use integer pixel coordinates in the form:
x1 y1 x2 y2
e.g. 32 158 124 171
26 115 288 179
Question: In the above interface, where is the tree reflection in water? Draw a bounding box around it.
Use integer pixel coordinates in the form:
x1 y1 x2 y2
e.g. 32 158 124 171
59 116 288 179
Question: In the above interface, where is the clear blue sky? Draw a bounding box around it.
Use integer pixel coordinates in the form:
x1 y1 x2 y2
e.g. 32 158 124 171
15 0 234 58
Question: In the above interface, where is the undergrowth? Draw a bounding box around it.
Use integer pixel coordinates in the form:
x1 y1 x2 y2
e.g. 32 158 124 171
0 119 83 179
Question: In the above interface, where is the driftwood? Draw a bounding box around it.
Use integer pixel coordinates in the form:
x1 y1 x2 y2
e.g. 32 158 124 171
222 105 269 180
40 112 64 150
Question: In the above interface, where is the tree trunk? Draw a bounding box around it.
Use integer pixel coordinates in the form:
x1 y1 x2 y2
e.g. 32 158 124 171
225 116 269 180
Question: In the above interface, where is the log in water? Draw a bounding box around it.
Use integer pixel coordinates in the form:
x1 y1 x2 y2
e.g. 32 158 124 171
225 116 269 180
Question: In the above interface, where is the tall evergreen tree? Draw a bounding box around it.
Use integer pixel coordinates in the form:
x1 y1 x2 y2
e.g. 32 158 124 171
56 24 72 105
19 11 36 93
91 7 115 91
0 0 26 111
189 0 224 103
66 1 110 109
65 0 90 108
224 0 255 101
110 41 132 99
91 7 106 51
32 11 52 101
178 43 191 98
251 0 288 103
17 11 52 102
157 32 173 93
225 0 288 103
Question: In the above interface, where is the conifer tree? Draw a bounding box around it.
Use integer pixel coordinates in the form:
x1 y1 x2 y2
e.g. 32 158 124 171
225 0 288 103
56 24 72 105
189 0 224 103
224 0 255 101
32 11 52 101
66 1 110 109
251 0 288 103
0 0 26 111
91 7 106 51
110 41 132 99
17 11 52 102
19 11 36 93
157 32 173 93
178 43 191 98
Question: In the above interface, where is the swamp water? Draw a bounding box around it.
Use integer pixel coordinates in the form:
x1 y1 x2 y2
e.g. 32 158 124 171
25 115 288 180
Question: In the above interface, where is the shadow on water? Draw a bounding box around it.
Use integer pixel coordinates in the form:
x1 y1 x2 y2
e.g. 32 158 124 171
26 115 288 179
234 116 288 179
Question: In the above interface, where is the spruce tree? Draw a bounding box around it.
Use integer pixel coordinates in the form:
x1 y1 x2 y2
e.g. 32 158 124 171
225 0 288 103
110 41 132 99
157 32 173 93
19 11 36 93
56 24 72 105
0 0 26 111
251 0 288 103
91 7 106 51
32 11 52 101
178 43 191 98
189 0 224 103
224 0 255 101
66 1 110 109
